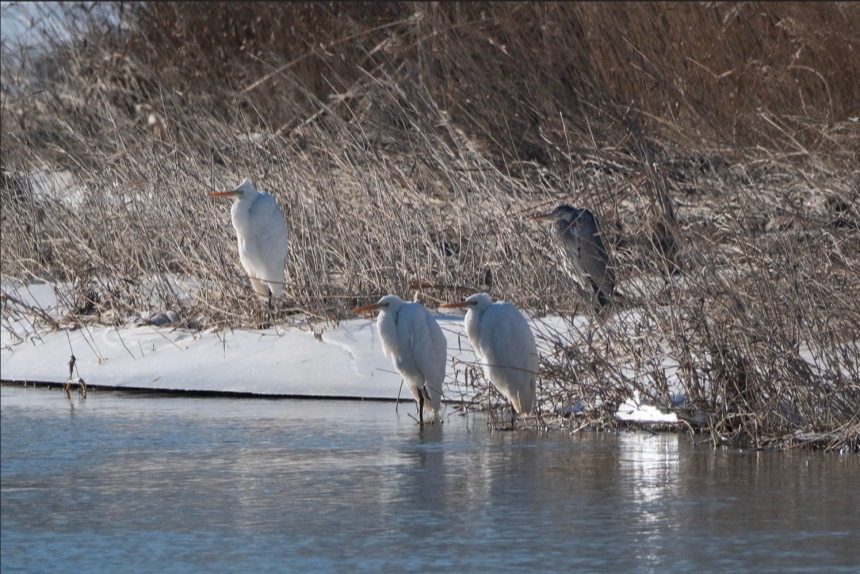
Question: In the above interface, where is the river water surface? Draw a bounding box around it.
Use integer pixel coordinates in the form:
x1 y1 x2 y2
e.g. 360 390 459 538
1 386 857 573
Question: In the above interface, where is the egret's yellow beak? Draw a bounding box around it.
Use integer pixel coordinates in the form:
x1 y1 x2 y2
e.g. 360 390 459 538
439 301 470 309
209 190 242 198
353 303 383 314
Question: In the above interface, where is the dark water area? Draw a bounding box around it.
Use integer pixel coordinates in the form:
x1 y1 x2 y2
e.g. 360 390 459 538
2 386 858 573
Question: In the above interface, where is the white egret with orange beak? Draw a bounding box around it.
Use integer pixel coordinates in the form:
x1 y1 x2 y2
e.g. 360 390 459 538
210 179 289 315
353 295 446 425
440 293 538 424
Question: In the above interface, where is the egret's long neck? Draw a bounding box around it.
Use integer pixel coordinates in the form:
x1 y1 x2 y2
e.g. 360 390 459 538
230 192 260 238
376 306 400 359
464 306 484 357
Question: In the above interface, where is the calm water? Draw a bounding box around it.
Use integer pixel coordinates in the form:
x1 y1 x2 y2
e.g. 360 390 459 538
1 386 858 573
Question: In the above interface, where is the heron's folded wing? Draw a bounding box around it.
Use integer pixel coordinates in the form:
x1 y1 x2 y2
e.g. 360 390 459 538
575 211 615 296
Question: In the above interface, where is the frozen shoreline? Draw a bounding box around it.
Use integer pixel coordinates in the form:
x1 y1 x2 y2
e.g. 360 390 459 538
2 280 682 423
0 280 469 400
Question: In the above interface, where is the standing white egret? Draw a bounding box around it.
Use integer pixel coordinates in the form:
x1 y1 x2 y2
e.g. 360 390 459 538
533 205 615 306
353 295 447 425
440 293 538 424
210 179 289 315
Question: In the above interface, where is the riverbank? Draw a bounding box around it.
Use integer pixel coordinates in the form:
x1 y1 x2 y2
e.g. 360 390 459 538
2 3 857 450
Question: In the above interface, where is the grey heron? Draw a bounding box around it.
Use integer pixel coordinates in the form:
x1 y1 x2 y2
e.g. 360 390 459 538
533 205 615 306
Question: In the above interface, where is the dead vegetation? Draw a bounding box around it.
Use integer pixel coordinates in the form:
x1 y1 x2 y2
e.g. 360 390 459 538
1 2 858 450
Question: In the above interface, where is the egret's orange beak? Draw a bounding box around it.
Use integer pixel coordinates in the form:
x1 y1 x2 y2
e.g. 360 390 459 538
352 303 382 314
209 190 241 198
439 301 469 309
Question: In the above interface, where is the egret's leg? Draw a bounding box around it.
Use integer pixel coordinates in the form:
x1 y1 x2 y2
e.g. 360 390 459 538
418 391 425 425
266 291 275 327
511 402 516 428
421 387 435 425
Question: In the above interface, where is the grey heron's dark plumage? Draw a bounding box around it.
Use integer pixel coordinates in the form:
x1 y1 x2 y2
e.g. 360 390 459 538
533 204 615 306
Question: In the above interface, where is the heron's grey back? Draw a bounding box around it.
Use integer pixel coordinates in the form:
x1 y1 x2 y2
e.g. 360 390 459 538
558 209 615 303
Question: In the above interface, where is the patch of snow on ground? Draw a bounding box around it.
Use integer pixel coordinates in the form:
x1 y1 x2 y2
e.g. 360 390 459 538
2 279 698 421
0 279 715 425
1 281 486 403
616 390 679 423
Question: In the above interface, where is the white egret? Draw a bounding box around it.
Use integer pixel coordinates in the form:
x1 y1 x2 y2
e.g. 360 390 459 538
440 293 538 424
353 295 447 424
533 205 615 306
210 179 289 314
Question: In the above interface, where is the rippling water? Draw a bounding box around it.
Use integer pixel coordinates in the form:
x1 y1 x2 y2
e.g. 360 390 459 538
2 386 858 573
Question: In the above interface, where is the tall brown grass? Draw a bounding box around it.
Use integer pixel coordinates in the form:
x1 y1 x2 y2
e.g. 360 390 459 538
2 2 858 449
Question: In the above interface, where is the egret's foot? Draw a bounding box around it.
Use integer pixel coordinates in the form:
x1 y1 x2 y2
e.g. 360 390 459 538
416 415 441 428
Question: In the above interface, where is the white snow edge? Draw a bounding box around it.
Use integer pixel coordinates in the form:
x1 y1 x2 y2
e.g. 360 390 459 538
2 281 686 423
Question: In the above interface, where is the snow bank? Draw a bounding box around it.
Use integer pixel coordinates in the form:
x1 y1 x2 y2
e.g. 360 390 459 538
2 280 689 423
2 281 487 401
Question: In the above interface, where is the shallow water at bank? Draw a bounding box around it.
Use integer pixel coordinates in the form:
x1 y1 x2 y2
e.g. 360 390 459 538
1 386 858 573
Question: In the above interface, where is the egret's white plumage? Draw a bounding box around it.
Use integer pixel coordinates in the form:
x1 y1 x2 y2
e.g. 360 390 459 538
353 295 447 423
441 293 538 416
210 179 289 300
